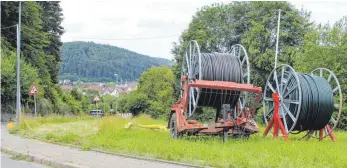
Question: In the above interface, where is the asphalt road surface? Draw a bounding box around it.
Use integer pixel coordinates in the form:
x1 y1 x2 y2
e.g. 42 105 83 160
1 153 49 168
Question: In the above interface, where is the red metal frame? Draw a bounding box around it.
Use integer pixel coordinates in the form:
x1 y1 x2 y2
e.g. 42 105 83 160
171 75 262 135
319 124 336 142
263 92 336 142
263 92 289 141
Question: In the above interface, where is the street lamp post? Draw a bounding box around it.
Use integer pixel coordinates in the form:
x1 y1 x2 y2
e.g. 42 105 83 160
114 74 119 113
114 74 118 85
16 2 22 125
116 95 118 113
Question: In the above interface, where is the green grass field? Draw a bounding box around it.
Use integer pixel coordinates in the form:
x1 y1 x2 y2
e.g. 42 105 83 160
11 115 347 168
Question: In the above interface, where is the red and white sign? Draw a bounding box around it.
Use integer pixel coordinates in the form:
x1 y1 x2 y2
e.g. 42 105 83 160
93 96 100 102
29 84 40 95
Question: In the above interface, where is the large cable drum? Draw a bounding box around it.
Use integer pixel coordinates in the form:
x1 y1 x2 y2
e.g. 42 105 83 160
182 41 250 116
263 65 342 137
263 64 301 133
310 68 343 138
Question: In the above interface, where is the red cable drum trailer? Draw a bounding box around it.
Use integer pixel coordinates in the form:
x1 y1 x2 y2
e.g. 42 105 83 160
168 41 262 140
169 76 262 138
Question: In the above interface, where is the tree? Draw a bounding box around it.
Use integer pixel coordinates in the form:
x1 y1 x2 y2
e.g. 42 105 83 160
0 2 80 115
171 1 312 122
1 44 41 115
294 16 347 130
38 1 64 84
119 67 175 119
122 92 149 116
137 66 175 118
172 1 311 87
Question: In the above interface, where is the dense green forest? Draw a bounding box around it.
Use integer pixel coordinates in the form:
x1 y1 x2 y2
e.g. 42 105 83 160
1 2 89 116
60 42 172 82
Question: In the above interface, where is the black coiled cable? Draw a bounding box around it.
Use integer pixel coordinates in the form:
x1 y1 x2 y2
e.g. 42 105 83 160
289 74 334 131
191 53 242 109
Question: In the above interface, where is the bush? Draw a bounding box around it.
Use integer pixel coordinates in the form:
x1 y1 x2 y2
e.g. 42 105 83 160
127 92 149 116
1 45 40 115
118 93 130 113
70 88 83 101
67 98 83 114
58 102 72 115
146 101 167 119
81 96 91 114
190 107 216 123
119 66 175 118
37 98 53 115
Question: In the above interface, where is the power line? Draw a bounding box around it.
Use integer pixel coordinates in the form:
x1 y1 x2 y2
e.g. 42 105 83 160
1 24 17 29
65 34 180 41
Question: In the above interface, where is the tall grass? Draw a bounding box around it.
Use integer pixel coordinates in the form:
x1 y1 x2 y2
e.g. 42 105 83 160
18 115 95 130
9 115 95 136
12 115 347 168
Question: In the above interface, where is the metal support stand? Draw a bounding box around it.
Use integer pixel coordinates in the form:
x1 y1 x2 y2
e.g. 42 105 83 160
222 104 231 143
319 124 336 142
263 92 289 141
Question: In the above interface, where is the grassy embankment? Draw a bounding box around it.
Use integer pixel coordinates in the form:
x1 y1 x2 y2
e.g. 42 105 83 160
10 115 347 168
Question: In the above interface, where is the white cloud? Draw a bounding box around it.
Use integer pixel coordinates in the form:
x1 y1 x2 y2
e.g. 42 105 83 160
291 1 347 25
61 0 347 60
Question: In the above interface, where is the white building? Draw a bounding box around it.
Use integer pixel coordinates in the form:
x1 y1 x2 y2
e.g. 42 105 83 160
100 88 120 97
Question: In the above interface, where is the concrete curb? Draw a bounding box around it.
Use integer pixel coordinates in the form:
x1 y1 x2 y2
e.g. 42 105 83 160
90 148 204 168
1 144 204 168
44 141 204 168
5 133 206 168
1 147 89 168
55 143 203 168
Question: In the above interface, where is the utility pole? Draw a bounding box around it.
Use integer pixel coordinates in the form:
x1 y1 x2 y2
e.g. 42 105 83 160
0 2 1 117
116 95 118 113
272 9 281 97
114 74 118 85
274 9 281 70
103 97 105 114
114 74 118 113
16 2 22 125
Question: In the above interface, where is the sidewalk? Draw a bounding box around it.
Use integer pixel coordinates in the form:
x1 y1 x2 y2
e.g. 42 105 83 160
1 124 187 168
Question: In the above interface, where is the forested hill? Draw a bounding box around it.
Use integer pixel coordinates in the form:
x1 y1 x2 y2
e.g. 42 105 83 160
60 41 172 82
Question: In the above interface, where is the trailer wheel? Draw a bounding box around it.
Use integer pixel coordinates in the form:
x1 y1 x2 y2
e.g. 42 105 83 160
170 114 182 138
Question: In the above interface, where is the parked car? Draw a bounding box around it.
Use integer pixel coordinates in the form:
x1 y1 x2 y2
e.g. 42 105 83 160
89 110 104 117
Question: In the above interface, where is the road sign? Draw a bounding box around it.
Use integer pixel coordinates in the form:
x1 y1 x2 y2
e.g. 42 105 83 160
29 84 39 95
93 96 100 102
28 84 39 117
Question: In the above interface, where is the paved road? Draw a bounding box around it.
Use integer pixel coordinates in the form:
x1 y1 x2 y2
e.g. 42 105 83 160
1 153 49 168
1 123 187 168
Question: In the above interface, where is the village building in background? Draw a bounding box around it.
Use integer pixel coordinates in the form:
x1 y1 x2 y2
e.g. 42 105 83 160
59 80 137 96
